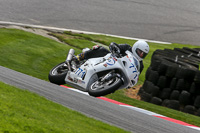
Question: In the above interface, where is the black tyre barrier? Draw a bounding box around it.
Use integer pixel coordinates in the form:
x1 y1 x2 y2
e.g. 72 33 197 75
140 92 152 102
197 108 200 116
170 78 177 90
162 99 170 107
159 88 171 100
152 53 198 70
170 90 180 100
147 70 159 85
151 86 160 97
175 67 188 79
165 64 178 78
157 62 169 75
190 82 196 94
151 60 161 71
150 97 162 105
194 71 200 84
163 48 200 68
194 96 200 108
145 67 152 79
183 47 200 55
143 81 154 94
179 91 190 105
138 87 144 96
139 47 200 117
184 81 191 91
174 48 200 64
184 69 197 81
157 76 167 89
142 80 149 90
167 100 180 110
142 81 160 96
183 105 196 115
175 79 185 91
196 84 200 95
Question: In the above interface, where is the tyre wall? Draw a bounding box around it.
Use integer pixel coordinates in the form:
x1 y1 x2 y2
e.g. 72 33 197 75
138 47 200 116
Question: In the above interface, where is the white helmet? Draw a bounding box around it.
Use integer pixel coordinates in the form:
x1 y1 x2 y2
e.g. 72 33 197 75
132 40 149 61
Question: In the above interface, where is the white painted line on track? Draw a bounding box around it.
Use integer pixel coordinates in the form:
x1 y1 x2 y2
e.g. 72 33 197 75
120 105 164 117
189 126 200 131
61 85 200 131
60 85 89 95
0 21 172 44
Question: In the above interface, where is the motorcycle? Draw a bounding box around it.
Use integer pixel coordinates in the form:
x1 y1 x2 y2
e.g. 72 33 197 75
48 47 140 97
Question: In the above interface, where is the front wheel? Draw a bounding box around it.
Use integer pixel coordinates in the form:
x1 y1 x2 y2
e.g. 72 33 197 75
88 75 122 97
48 62 68 85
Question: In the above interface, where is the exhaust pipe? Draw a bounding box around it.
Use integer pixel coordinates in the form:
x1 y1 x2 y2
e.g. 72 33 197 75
65 49 75 71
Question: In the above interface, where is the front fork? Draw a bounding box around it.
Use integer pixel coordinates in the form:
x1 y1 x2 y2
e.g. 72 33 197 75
101 70 124 85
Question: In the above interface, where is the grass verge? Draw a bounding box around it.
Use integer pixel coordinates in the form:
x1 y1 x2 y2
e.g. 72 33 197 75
0 81 128 133
0 28 200 127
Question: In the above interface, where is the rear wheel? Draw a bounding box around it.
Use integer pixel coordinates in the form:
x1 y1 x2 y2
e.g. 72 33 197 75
88 73 122 97
48 62 68 85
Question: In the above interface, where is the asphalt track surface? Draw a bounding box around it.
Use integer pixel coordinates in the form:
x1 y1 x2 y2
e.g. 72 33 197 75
0 66 200 133
0 0 200 45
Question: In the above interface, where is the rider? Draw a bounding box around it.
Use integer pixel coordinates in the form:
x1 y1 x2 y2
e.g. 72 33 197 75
73 40 149 73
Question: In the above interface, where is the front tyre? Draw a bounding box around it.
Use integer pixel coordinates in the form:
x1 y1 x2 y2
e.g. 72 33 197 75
88 76 122 97
48 62 68 85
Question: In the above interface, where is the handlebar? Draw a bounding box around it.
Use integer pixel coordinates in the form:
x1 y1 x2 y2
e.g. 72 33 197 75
111 51 122 58
109 42 122 58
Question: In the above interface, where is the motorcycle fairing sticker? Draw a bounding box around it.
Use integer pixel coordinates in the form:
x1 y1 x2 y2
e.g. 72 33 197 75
75 68 86 78
106 57 116 66
67 76 85 84
133 57 139 67
129 63 138 79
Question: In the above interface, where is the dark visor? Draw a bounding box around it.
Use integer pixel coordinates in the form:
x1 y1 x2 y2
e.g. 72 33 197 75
136 48 147 59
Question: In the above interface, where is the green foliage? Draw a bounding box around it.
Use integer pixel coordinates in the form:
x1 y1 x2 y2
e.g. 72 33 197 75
0 81 128 132
0 29 81 80
50 32 97 49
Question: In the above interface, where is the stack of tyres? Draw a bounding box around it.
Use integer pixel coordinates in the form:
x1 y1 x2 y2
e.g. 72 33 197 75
139 47 200 116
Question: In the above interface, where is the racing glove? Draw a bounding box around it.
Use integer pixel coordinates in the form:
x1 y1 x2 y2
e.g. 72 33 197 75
109 42 121 55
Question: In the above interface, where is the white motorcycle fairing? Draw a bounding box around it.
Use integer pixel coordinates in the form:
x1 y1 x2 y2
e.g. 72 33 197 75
64 51 140 92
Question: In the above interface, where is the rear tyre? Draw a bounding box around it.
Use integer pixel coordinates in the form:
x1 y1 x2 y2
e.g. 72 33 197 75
48 62 68 85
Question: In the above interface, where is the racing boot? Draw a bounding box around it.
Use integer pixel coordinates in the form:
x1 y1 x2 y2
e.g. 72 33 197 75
76 52 85 62
71 52 85 67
